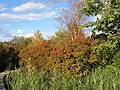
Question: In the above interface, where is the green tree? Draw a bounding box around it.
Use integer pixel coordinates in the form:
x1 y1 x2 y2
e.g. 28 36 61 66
83 0 120 67
83 0 120 34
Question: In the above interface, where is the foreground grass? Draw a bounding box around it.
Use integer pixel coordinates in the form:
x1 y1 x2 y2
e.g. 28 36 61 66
4 64 120 90
82 66 120 90
0 80 3 85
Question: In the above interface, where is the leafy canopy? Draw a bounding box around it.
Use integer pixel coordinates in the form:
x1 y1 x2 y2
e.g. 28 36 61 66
83 0 120 33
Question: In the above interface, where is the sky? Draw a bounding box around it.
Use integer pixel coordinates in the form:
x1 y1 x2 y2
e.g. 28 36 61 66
0 0 68 41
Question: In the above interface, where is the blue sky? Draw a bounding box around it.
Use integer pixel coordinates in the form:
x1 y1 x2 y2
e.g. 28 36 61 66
0 0 68 41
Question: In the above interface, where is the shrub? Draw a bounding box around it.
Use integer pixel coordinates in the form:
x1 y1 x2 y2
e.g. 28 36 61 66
95 33 120 66
19 39 54 71
48 35 99 78
19 30 100 78
112 50 120 68
0 44 20 72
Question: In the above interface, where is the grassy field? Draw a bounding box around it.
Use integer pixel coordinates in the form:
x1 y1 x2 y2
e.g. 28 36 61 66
4 64 120 90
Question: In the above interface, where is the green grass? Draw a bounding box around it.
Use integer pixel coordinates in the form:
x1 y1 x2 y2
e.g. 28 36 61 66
81 66 120 90
0 80 3 85
4 64 120 90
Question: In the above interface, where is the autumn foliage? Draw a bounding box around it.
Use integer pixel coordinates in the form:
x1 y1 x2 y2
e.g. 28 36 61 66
19 22 99 78
18 0 101 78
3 0 119 78
3 0 120 90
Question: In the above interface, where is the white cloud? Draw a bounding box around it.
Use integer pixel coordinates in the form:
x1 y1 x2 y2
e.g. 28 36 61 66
11 29 34 38
0 12 56 21
25 33 34 38
12 2 46 12
47 0 68 3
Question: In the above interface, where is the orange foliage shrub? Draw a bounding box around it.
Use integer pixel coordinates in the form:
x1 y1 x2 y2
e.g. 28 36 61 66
49 32 95 77
19 38 55 71
19 30 99 78
19 0 99 78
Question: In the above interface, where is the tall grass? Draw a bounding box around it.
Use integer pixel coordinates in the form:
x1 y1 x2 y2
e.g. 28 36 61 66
4 64 120 90
5 67 82 90
0 80 3 85
81 66 120 90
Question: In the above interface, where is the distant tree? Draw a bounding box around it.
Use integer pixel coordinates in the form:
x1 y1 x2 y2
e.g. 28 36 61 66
10 36 32 51
31 30 44 45
52 30 66 44
33 30 43 39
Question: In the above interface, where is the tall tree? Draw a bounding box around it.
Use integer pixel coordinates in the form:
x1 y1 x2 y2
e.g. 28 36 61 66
57 0 85 42
83 0 120 34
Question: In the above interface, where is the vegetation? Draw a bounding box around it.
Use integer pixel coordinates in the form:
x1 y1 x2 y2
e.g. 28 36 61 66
0 0 120 90
4 58 120 90
0 43 20 72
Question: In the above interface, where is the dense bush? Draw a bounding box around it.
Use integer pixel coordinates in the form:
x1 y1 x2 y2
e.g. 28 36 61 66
19 29 100 78
95 33 120 66
112 50 120 68
19 35 56 70
49 35 98 77
0 44 20 72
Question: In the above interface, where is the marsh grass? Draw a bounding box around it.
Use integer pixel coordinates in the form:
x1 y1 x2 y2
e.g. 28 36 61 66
0 80 3 85
5 64 120 90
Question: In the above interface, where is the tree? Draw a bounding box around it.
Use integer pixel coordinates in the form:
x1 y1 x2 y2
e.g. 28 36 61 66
33 30 43 40
57 0 85 42
83 0 120 34
30 30 44 45
83 0 120 67
10 36 32 51
0 43 20 72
